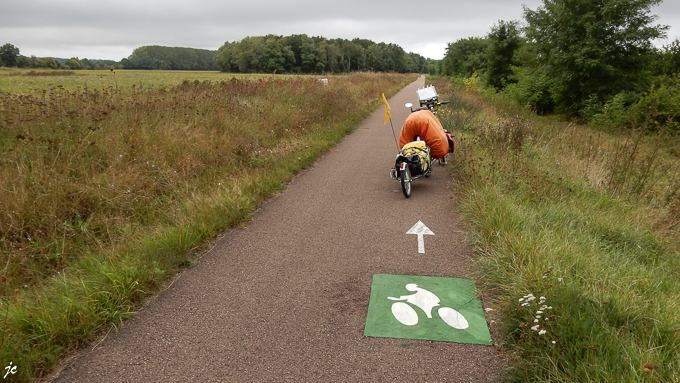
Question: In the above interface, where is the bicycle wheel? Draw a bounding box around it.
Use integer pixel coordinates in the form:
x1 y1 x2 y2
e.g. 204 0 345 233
438 307 469 329
400 167 411 198
392 302 418 326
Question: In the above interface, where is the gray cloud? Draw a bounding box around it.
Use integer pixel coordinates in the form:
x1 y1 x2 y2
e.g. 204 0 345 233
1 0 677 61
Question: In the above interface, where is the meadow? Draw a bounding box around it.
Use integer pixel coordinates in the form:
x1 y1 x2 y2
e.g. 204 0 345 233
434 77 680 382
0 68 287 95
0 69 416 381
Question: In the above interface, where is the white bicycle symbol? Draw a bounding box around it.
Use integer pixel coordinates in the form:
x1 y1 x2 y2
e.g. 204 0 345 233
387 283 469 329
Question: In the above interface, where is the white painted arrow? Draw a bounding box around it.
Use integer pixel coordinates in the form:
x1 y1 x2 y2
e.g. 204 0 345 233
406 221 435 254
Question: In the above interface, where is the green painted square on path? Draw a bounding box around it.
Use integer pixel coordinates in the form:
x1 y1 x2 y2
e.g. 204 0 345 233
364 274 492 345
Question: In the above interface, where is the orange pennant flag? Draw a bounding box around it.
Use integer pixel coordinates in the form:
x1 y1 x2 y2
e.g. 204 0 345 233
382 93 391 125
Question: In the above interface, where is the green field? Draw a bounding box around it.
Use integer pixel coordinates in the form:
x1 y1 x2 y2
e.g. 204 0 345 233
0 68 304 95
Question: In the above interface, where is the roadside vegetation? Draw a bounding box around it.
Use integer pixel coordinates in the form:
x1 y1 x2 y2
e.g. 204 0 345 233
434 73 680 381
435 1 679 378
0 71 416 382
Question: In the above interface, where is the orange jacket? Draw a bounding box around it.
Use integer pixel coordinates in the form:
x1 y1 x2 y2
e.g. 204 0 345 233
399 110 449 159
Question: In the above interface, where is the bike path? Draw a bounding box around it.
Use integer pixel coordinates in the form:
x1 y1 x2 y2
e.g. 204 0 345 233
49 76 505 382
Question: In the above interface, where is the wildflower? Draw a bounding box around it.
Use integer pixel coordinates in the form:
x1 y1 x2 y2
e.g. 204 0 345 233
538 330 546 335
552 341 556 344
484 308 493 312
536 311 543 314
531 325 539 331
558 278 563 282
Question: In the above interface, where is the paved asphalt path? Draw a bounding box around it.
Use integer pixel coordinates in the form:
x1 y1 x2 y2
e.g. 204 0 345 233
49 76 505 382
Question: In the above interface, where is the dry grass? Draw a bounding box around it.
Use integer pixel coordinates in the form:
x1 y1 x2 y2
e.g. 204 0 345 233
0 71 416 382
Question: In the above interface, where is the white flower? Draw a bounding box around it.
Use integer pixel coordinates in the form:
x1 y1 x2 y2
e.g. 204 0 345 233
536 311 543 314
519 298 524 302
531 325 540 331
552 341 556 344
521 302 529 307
485 308 493 312
539 330 546 335
534 319 539 323
558 278 563 282
536 315 542 319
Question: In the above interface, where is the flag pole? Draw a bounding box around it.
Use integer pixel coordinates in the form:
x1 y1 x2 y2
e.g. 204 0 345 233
388 117 399 151
382 93 399 151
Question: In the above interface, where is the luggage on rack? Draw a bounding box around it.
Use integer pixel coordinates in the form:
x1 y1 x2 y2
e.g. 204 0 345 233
399 110 449 159
396 141 430 176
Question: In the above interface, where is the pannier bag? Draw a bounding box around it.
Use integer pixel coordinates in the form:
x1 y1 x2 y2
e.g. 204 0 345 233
444 129 455 153
396 141 430 176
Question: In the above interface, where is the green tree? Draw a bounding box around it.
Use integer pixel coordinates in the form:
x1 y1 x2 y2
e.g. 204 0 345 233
485 20 522 90
442 37 489 78
315 40 328 72
28 55 45 68
325 43 342 73
652 39 680 76
43 57 60 69
0 43 20 67
16 55 29 68
80 58 93 70
259 36 295 73
523 0 668 114
300 36 318 72
65 57 82 70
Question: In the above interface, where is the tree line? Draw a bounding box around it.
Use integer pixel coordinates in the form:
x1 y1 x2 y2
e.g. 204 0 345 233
440 0 680 132
0 43 117 70
0 36 434 75
215 34 431 74
120 46 219 70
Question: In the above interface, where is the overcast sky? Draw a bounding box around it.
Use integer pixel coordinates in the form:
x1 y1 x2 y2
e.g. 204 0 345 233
2 0 679 62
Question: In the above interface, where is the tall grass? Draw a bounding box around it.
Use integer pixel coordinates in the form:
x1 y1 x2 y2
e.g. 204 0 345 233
434 77 680 382
0 72 416 381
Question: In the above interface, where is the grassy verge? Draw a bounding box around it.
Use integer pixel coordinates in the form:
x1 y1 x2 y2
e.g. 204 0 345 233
433 77 680 382
0 72 417 382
